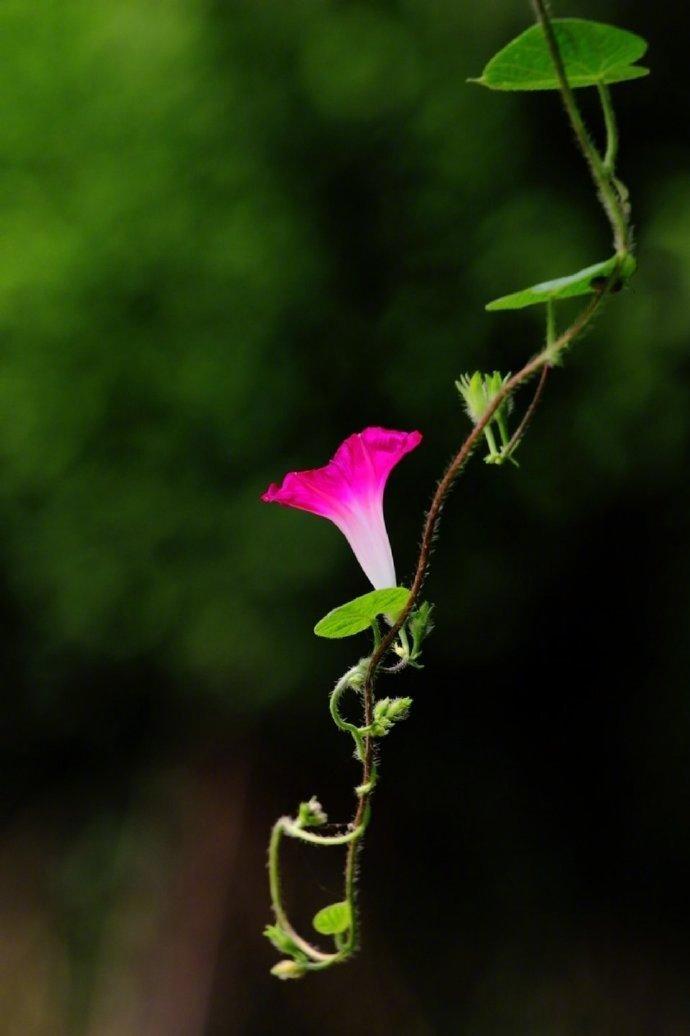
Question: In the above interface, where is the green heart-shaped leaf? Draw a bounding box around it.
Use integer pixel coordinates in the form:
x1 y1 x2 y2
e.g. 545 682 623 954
471 19 649 92
485 254 636 312
314 587 409 639
312 900 351 936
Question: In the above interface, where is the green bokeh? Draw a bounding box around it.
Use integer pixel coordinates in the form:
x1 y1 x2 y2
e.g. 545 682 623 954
1 0 684 719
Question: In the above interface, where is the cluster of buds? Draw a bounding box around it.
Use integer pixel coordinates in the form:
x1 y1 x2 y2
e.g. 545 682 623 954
456 371 516 465
370 696 413 737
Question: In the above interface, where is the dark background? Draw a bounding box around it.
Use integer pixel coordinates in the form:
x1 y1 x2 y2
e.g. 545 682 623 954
1 0 688 1033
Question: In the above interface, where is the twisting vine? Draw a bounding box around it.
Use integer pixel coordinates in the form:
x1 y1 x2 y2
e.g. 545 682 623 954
262 0 648 978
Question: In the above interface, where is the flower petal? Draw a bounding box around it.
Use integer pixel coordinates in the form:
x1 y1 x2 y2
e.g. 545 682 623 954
261 467 351 523
331 427 423 500
261 426 422 589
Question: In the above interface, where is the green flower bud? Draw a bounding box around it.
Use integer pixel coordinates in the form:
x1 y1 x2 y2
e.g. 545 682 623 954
456 370 512 424
456 370 514 463
456 371 486 423
408 601 434 665
264 923 303 957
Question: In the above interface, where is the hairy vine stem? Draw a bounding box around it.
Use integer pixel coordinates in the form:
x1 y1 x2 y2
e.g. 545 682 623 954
267 0 636 976
531 0 630 252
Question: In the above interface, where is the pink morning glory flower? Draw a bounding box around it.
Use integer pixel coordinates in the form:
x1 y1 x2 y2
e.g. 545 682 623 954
261 427 422 590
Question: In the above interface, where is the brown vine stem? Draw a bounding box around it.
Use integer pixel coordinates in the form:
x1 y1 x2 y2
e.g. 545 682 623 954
502 301 555 462
362 288 603 692
347 284 611 926
505 364 550 459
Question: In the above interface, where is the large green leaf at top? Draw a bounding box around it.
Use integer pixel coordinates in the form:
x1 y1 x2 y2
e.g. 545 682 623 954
471 19 649 91
314 587 409 639
485 254 636 312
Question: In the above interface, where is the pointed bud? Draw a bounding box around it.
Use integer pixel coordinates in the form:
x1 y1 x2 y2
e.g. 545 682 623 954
456 371 513 463
456 370 512 424
408 601 434 665
264 924 303 956
455 371 487 423
371 696 413 736
297 796 328 828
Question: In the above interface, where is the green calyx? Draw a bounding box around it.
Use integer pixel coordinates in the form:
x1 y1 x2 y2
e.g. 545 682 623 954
264 924 308 962
370 697 413 737
456 371 516 466
409 601 434 648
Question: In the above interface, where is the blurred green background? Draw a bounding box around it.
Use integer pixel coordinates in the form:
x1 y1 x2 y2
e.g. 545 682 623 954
1 0 689 1032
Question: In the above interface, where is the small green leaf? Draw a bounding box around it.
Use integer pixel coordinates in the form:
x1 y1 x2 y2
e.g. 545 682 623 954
312 900 352 936
314 587 410 639
485 254 636 311
471 19 649 92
